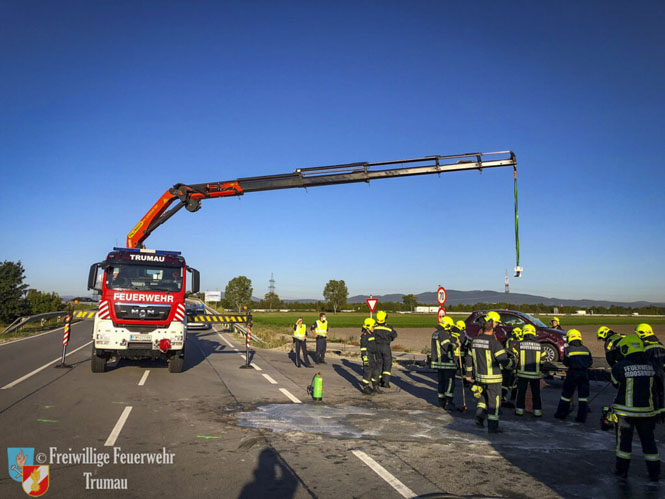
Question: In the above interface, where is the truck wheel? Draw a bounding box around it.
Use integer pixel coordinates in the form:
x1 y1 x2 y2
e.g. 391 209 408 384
541 343 558 363
168 352 184 373
91 346 107 373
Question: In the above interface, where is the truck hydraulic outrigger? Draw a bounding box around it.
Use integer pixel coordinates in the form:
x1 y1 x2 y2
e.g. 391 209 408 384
128 151 522 276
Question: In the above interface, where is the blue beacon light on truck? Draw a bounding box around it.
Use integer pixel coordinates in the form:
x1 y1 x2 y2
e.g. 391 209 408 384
113 247 182 256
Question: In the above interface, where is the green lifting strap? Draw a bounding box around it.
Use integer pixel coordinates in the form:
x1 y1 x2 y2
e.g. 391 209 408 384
514 166 520 271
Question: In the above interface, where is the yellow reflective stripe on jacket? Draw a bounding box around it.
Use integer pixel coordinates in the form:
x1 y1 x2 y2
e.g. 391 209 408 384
486 350 493 377
476 374 503 383
568 351 590 356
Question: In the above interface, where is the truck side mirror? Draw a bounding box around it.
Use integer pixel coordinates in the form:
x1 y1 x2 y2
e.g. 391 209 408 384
189 267 200 294
88 264 99 290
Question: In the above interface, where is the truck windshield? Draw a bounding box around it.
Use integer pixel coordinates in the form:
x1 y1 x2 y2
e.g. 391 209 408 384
106 264 183 292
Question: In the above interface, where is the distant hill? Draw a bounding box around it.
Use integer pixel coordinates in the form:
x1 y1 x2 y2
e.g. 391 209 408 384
347 290 665 309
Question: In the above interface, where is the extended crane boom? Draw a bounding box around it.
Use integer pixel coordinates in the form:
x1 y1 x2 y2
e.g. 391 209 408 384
127 150 521 275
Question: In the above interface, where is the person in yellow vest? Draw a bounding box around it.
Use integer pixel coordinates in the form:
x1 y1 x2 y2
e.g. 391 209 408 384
311 312 329 364
293 318 313 368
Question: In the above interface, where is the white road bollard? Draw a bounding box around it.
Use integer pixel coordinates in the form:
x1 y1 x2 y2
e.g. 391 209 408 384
55 314 73 369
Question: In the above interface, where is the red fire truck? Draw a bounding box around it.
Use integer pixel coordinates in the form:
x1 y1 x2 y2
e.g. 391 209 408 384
87 247 200 373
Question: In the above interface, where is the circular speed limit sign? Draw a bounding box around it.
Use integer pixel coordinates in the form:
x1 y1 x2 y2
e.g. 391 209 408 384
437 306 446 323
436 286 447 306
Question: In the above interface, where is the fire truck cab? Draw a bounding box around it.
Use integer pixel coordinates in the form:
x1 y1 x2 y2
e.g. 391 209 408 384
87 247 200 373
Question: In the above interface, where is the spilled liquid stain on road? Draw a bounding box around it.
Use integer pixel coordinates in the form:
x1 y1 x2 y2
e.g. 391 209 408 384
236 403 617 453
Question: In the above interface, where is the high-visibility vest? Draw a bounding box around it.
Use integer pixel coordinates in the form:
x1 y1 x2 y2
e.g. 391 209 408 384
315 320 328 337
293 324 306 340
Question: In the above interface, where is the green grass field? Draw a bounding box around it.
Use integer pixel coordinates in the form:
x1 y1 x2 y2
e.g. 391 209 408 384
250 312 665 329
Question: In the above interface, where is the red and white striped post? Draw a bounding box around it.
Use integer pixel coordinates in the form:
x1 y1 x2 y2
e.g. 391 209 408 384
55 313 73 368
239 312 253 369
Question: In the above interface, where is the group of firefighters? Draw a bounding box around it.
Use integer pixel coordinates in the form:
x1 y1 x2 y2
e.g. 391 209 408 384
428 311 665 482
292 310 664 481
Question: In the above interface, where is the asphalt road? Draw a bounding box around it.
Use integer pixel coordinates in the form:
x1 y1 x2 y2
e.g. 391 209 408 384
1 322 664 498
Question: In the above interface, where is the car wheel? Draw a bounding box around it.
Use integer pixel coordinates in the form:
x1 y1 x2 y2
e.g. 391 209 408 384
541 343 558 363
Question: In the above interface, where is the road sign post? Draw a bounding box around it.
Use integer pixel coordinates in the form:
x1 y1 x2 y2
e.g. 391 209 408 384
366 297 378 318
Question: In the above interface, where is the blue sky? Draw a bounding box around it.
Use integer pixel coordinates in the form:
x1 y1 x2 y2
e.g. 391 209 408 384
1 1 664 303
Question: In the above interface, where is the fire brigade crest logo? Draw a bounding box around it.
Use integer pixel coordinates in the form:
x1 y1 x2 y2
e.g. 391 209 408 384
7 448 34 482
22 465 49 496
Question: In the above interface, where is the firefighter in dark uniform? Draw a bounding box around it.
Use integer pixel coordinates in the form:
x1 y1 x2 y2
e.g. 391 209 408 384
554 329 592 422
611 334 662 481
374 311 397 388
454 320 471 389
514 324 543 417
465 311 513 433
597 326 625 367
454 320 469 351
501 327 521 407
430 316 458 410
636 323 665 372
550 317 564 331
635 323 665 420
507 327 523 403
360 318 380 394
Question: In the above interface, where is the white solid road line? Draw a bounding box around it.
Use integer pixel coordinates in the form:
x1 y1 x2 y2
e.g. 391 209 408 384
262 374 278 385
138 370 150 386
105 406 133 447
279 388 302 404
1 340 93 390
352 450 418 499
0 326 64 347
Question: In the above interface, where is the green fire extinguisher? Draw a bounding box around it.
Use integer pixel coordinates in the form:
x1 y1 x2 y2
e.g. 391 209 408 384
309 372 323 401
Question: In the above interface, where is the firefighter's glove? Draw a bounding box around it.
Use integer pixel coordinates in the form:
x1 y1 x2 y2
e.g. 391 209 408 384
471 384 483 398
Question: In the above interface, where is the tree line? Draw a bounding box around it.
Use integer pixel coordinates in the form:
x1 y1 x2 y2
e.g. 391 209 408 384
0 261 64 324
3 259 662 324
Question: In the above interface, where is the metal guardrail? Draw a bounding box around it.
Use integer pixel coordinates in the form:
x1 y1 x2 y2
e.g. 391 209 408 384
233 323 266 345
1 309 98 335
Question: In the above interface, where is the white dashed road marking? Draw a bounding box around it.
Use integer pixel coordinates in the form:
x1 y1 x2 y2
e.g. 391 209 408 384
262 374 278 384
105 406 133 447
138 370 150 386
352 450 418 498
279 388 302 404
